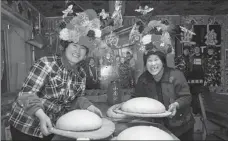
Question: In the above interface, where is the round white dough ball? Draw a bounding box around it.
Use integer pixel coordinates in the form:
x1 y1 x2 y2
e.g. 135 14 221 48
117 126 174 140
56 110 102 131
121 97 166 114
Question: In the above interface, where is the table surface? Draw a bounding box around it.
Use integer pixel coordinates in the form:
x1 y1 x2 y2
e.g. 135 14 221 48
51 102 179 141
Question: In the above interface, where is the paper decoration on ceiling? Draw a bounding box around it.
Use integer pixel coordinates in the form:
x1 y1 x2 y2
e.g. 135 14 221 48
99 9 110 20
180 26 196 46
111 0 123 29
62 4 73 19
135 5 154 15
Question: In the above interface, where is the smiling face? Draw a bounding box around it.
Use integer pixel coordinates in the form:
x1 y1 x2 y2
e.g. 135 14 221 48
208 48 214 55
120 57 125 64
146 55 163 76
65 43 87 65
89 58 95 66
106 53 111 59
194 47 200 54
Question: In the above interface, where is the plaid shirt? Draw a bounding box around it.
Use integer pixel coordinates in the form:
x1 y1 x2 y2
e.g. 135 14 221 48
8 55 90 138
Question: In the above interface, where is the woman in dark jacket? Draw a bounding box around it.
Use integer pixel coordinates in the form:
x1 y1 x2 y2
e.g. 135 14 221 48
133 49 195 140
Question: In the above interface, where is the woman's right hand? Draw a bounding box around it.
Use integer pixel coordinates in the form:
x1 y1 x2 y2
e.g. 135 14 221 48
35 109 53 136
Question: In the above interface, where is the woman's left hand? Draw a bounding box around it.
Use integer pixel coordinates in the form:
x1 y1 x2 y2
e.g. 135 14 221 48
87 105 103 117
168 102 179 118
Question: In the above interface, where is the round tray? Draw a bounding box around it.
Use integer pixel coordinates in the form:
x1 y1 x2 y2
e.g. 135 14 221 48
114 106 171 118
106 104 134 122
49 118 115 140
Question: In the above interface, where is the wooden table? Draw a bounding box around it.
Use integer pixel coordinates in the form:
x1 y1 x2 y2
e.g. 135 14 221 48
51 102 179 141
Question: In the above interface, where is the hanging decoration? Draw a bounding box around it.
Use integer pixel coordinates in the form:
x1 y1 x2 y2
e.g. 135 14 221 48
204 25 218 46
62 4 73 19
105 32 119 48
111 0 123 29
180 26 196 46
135 5 154 15
99 9 110 20
129 20 145 44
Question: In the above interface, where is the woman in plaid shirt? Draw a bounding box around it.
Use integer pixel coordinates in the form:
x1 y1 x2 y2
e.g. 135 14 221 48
8 9 103 141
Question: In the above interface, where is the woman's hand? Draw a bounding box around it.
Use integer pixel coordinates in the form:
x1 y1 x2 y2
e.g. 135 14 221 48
168 102 179 118
35 109 53 136
87 105 103 117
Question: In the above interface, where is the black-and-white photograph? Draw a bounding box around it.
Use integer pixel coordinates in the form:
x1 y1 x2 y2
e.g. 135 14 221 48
1 1 228 141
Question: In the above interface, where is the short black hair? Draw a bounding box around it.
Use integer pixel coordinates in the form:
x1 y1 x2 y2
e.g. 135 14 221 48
143 50 167 66
183 46 190 50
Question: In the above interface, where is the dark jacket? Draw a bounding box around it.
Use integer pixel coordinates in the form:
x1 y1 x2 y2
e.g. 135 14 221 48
133 67 195 137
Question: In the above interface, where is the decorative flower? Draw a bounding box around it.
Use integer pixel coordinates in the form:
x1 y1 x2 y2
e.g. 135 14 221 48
160 42 165 47
93 29 102 38
58 7 103 51
161 32 171 45
141 34 152 45
139 45 146 52
72 12 90 26
89 18 101 29
59 28 70 41
68 29 80 43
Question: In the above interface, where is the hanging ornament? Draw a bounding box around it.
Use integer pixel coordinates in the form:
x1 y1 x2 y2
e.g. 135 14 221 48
62 5 73 19
204 24 218 46
99 9 110 20
129 21 144 44
111 0 123 29
180 26 196 46
135 5 154 15
105 32 119 48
